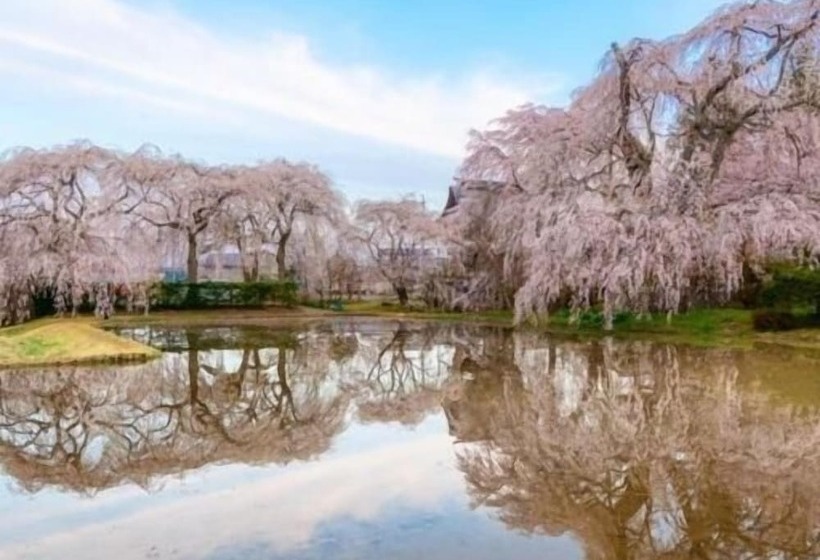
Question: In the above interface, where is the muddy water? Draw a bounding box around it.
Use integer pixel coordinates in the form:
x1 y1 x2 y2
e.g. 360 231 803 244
0 320 818 559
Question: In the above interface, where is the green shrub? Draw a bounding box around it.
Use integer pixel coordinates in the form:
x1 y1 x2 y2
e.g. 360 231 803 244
151 280 298 310
752 309 820 332
567 309 632 329
576 310 605 329
31 286 57 318
759 265 820 314
752 310 800 332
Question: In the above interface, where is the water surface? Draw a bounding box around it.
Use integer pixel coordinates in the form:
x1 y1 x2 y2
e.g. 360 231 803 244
0 320 818 559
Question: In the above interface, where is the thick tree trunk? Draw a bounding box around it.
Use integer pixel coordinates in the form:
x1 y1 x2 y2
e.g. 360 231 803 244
395 284 409 306
186 232 199 283
238 238 255 282
276 231 291 280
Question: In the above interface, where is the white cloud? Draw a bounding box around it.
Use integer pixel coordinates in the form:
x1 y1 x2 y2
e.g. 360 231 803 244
0 56 235 122
0 0 561 159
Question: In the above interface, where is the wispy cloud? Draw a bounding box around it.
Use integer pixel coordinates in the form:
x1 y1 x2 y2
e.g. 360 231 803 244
0 0 561 159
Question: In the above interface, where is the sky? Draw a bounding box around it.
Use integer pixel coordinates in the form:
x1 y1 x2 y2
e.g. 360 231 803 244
0 0 726 210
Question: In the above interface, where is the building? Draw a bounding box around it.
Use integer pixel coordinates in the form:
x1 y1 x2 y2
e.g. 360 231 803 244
441 177 509 218
199 245 277 281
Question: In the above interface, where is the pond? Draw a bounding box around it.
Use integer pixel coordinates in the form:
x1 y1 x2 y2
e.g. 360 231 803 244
0 319 818 559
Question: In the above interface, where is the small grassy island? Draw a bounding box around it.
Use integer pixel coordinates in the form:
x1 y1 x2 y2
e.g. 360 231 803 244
0 318 160 368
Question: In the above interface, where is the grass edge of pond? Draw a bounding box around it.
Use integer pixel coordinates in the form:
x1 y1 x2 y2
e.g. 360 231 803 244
102 305 820 353
4 305 820 367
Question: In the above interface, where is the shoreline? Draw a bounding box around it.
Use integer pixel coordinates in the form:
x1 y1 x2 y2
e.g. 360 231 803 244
3 305 820 368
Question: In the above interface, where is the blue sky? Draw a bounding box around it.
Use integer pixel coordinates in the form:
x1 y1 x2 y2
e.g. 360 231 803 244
0 0 725 209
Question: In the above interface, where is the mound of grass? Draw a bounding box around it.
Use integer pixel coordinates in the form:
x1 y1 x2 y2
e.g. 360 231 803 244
0 319 160 368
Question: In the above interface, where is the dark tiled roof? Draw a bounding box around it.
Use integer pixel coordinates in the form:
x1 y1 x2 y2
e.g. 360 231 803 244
441 178 508 217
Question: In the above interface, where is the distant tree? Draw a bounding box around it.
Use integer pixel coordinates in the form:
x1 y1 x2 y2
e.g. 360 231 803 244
327 251 362 300
354 198 445 306
120 146 237 283
219 160 343 281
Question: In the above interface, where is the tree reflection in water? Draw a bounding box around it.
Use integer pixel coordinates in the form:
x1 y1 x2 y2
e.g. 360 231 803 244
449 335 820 559
0 322 818 559
352 321 454 425
0 328 348 494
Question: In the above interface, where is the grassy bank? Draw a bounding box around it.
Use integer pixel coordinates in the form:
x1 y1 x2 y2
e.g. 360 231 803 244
542 308 756 347
0 318 160 368
312 301 755 344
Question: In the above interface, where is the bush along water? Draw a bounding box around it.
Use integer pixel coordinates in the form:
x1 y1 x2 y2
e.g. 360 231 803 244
753 266 820 331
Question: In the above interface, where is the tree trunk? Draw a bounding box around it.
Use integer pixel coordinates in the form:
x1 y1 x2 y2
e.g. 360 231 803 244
186 231 199 283
276 231 291 280
242 254 260 282
395 284 409 306
238 238 252 282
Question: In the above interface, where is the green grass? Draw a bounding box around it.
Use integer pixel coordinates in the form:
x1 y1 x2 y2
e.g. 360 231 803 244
0 318 161 368
539 307 757 347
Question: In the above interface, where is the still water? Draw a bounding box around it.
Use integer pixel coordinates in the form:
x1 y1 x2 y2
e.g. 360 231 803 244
0 319 818 559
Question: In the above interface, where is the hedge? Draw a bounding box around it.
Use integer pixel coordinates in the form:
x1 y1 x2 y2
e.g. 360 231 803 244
759 266 820 314
151 280 298 310
752 310 801 332
750 265 820 331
